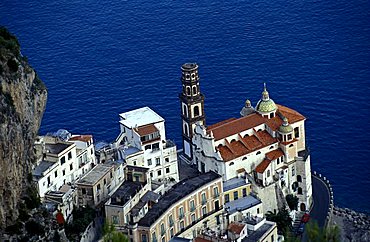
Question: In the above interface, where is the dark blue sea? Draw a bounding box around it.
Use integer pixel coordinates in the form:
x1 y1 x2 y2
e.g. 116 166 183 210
1 0 369 214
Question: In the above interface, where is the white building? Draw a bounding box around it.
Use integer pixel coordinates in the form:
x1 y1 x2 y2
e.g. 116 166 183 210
32 133 96 198
115 107 179 182
192 84 312 212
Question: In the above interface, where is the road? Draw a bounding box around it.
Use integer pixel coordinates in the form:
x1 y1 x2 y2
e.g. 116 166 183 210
300 174 330 241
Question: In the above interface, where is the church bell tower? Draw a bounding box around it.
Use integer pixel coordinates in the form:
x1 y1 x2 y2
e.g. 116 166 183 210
179 63 205 161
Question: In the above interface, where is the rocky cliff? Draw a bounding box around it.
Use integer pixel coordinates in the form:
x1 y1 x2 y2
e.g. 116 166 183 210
0 27 47 229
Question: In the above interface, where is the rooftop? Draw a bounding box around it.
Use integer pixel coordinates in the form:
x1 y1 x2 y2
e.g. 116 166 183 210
255 159 271 173
242 223 275 242
45 142 73 155
32 160 57 178
119 107 164 129
69 135 93 143
138 172 221 227
225 195 262 214
136 124 159 136
228 222 246 234
77 163 113 186
110 181 145 206
223 177 249 192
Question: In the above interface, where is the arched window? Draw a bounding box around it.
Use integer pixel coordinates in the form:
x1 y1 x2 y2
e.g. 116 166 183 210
242 157 247 161
269 146 274 150
230 139 236 143
184 123 189 136
267 170 270 177
229 162 234 166
244 134 249 138
182 105 188 117
289 144 294 148
294 127 300 138
192 86 197 95
194 106 200 117
298 187 303 195
297 175 302 183
186 87 191 96
270 113 274 118
256 151 261 155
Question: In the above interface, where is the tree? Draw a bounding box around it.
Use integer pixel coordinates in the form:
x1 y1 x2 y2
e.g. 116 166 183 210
305 221 340 242
266 207 293 234
102 222 129 242
286 194 299 210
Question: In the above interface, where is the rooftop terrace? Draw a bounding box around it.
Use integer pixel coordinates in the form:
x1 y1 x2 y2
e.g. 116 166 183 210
45 142 73 155
138 171 221 227
77 163 113 186
223 177 249 192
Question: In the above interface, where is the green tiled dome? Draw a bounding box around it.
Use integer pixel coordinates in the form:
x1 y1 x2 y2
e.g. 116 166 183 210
256 99 277 113
256 83 277 113
279 117 293 133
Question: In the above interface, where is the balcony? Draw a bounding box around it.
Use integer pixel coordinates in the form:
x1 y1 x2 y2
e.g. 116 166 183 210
201 199 207 205
179 214 184 220
190 206 196 212
214 193 219 198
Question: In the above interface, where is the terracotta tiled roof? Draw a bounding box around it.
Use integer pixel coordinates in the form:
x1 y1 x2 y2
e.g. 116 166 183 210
255 158 271 173
228 222 245 234
207 114 265 141
281 138 298 145
266 149 284 161
69 135 93 143
194 237 212 242
207 117 237 130
136 124 158 136
265 104 305 131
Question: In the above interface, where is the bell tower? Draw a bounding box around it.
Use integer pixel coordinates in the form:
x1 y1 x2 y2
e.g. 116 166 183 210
179 63 205 161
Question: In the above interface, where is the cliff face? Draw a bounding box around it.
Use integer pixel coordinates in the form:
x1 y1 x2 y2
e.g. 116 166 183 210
0 27 47 228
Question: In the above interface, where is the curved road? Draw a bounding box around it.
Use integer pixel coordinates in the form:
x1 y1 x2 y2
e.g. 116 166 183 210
301 174 330 241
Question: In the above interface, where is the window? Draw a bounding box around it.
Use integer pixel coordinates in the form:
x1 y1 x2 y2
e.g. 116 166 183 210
157 170 162 176
183 105 188 117
267 170 270 177
147 159 152 166
68 151 72 160
184 123 189 136
194 106 200 117
192 86 197 95
82 188 86 194
156 158 160 166
62 169 66 176
191 213 196 223
142 234 147 242
270 146 274 149
271 235 274 242
54 170 58 178
297 175 302 182
216 215 220 225
161 237 165 242
60 156 66 165
233 191 238 200
160 223 165 236
180 221 184 230
298 187 303 195
270 113 274 118
288 134 292 140
152 232 157 242
292 166 295 176
133 160 137 166
70 163 73 171
256 151 261 155
165 157 169 162
170 228 174 238
289 144 294 147
202 206 207 216
225 194 230 203
179 207 184 219
277 157 280 165
229 162 234 166
110 172 113 178
242 157 247 160
242 188 247 197
186 87 191 95
150 172 153 177
213 187 219 197
294 127 300 138
166 167 170 173
190 200 195 211
257 208 260 214
104 179 106 185
152 143 160 150
112 215 119 224
201 193 207 205
97 184 101 191
169 215 174 226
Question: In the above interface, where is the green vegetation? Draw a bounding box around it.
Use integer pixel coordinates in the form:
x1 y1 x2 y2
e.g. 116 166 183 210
265 207 292 234
306 221 340 242
286 194 299 211
65 206 95 240
0 26 20 55
24 186 41 210
102 222 129 242
25 220 45 236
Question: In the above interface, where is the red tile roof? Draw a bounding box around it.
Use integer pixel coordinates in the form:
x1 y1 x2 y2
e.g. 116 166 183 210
69 135 93 143
255 158 271 173
136 124 158 136
266 149 284 161
228 222 245 234
207 113 265 141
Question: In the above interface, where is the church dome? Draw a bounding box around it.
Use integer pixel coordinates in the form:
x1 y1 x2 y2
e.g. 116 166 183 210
279 117 293 133
256 84 277 113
